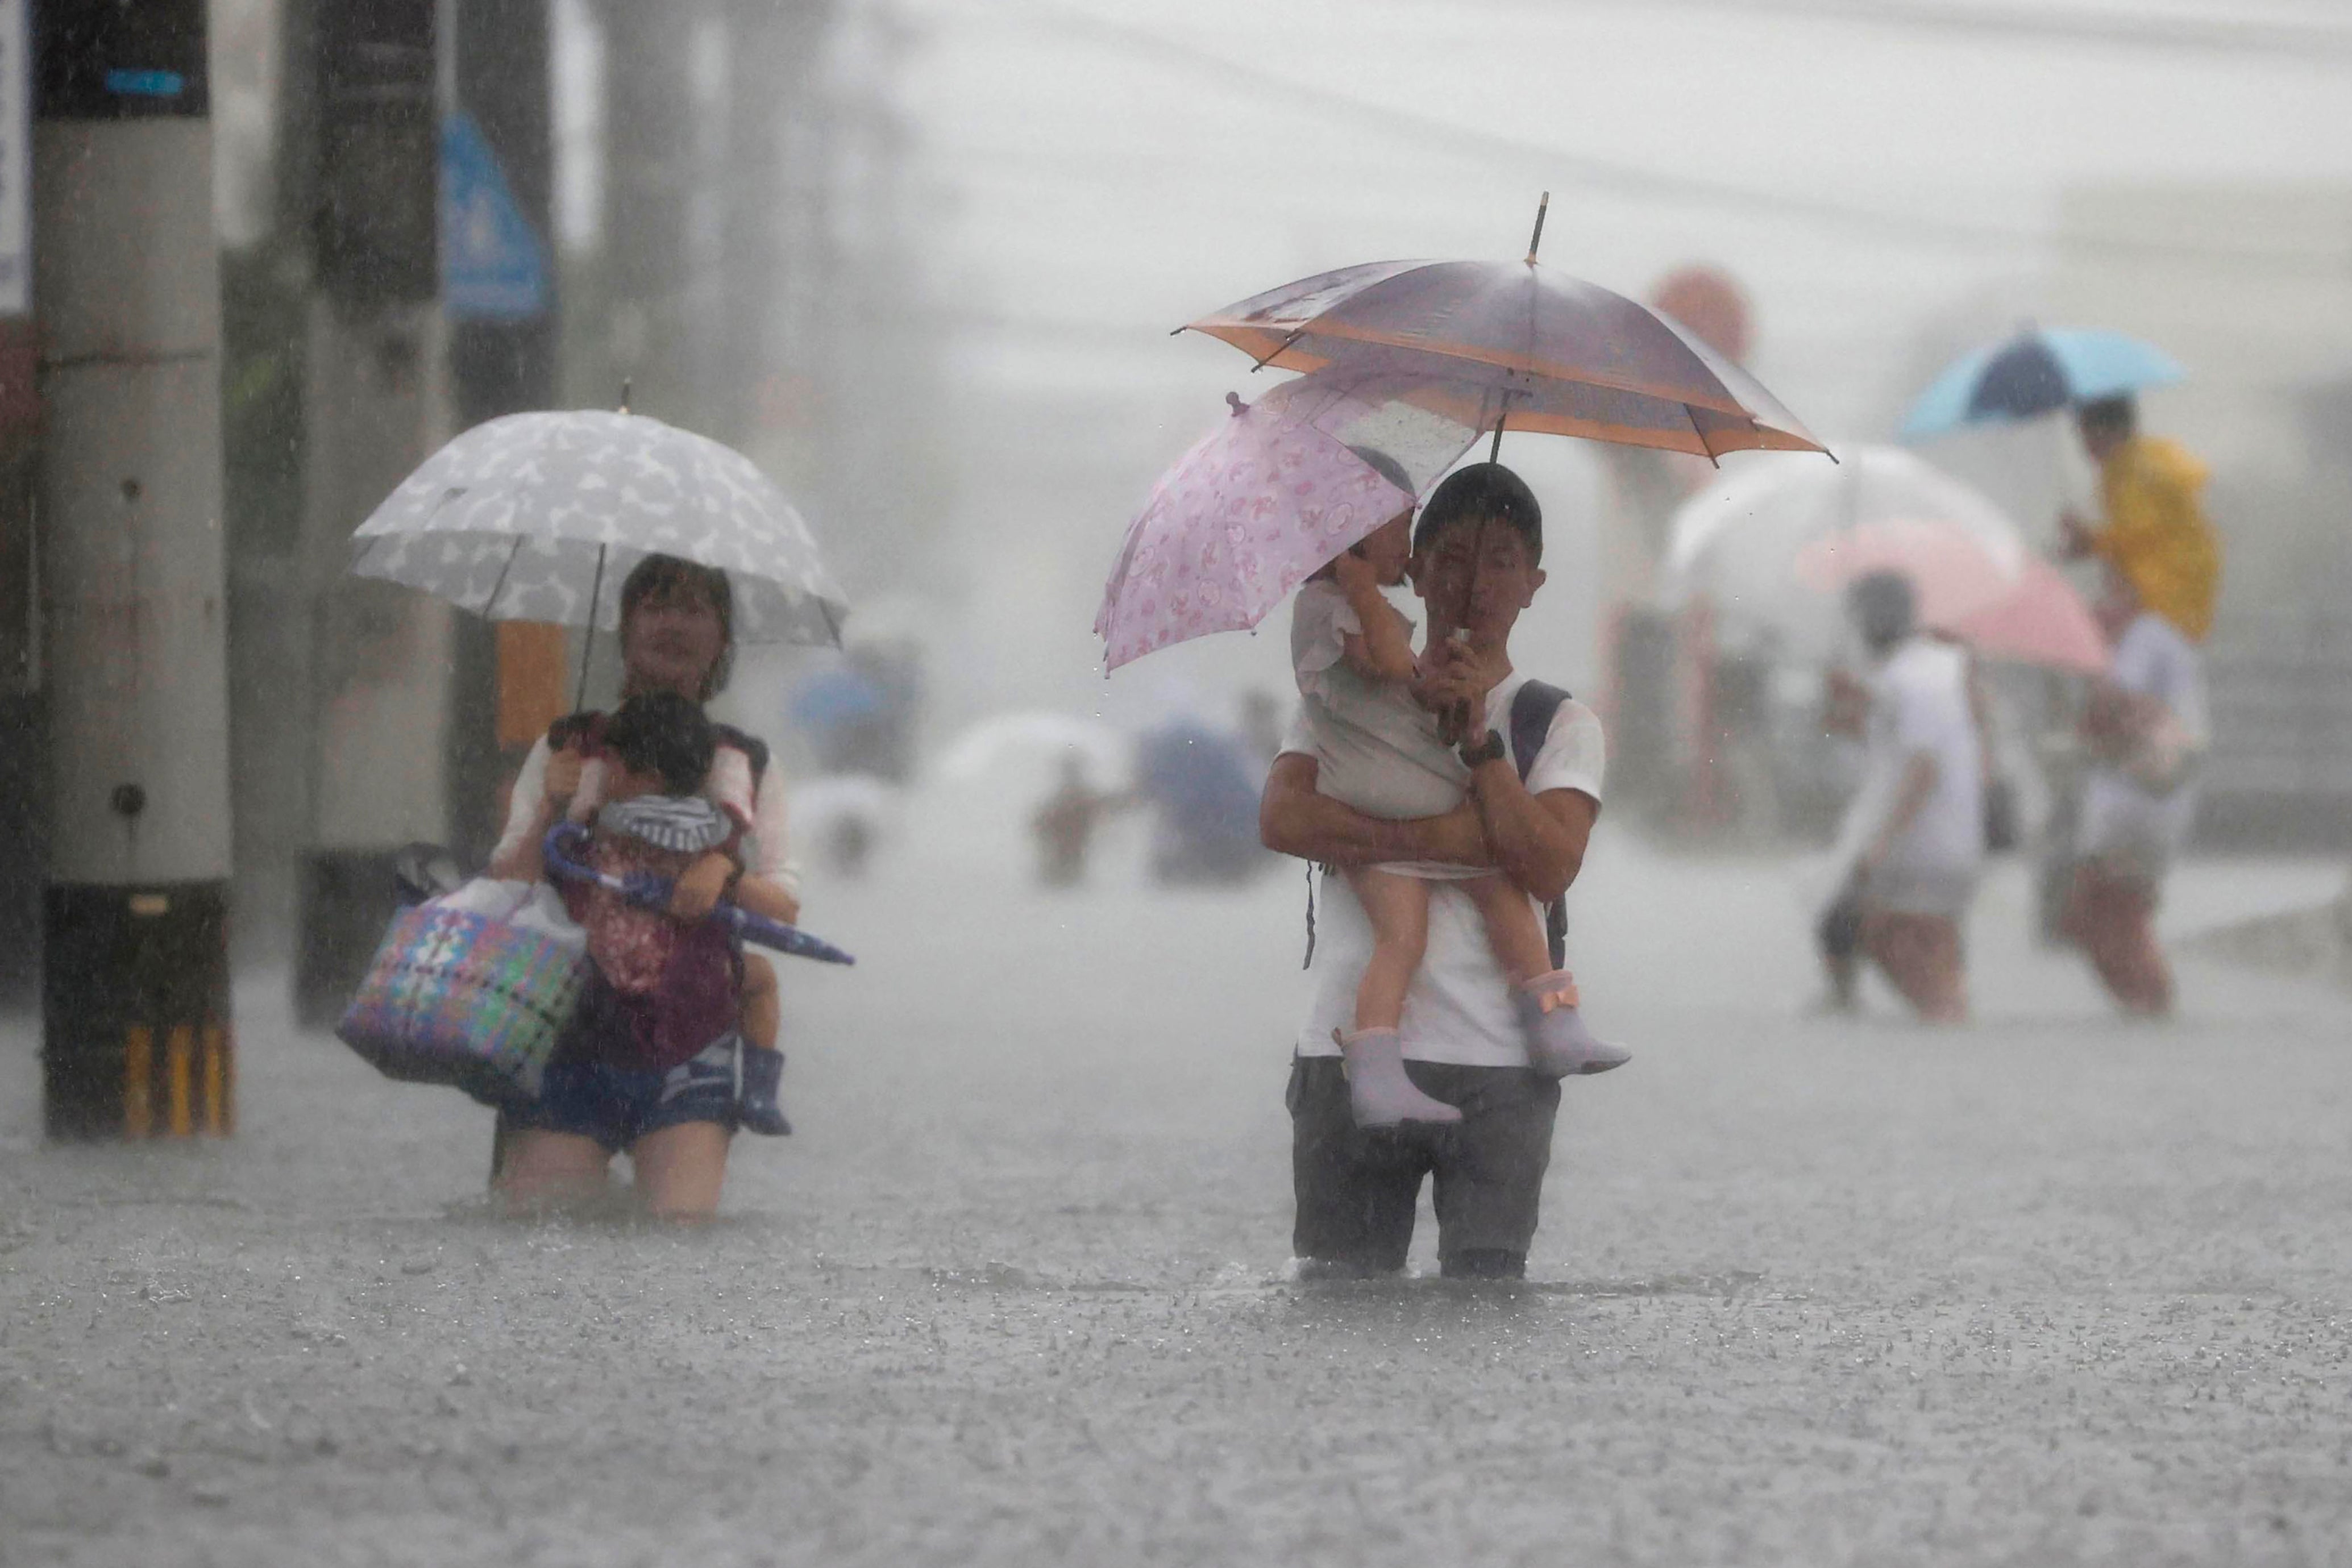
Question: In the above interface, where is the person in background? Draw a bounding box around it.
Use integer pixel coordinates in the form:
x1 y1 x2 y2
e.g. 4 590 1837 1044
1031 754 1122 888
1237 688 1288 770
1815 572 1985 1023
2062 571 2208 1018
2060 395 2221 646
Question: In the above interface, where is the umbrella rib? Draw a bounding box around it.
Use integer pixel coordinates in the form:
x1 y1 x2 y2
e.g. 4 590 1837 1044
1682 404 1722 468
481 534 527 620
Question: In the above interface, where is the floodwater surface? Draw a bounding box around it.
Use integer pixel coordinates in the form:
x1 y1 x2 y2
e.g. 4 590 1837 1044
5 812 2350 1566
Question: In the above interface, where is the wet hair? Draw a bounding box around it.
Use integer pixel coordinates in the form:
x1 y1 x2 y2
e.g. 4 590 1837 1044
618 553 734 700
2076 395 2137 442
1846 570 1917 652
1412 462 1542 564
1345 444 1416 501
601 689 715 796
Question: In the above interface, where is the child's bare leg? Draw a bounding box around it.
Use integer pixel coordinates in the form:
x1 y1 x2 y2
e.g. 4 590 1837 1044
1333 867 1460 1128
1460 874 1630 1079
1344 866 1431 1033
1460 873 1551 987
734 953 791 1137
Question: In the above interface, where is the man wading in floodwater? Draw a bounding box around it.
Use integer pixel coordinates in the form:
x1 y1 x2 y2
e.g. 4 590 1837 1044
1260 464 1609 1281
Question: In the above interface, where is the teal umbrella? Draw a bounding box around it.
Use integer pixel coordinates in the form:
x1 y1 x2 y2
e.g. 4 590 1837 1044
1904 327 2184 439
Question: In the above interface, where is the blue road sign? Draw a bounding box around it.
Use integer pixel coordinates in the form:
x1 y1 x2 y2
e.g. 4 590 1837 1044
441 111 549 323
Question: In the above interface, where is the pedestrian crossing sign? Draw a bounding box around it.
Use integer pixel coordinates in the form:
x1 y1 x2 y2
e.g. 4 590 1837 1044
441 111 549 323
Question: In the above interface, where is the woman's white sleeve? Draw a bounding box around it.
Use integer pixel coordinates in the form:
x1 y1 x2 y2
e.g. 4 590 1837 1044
753 767 801 898
491 737 554 868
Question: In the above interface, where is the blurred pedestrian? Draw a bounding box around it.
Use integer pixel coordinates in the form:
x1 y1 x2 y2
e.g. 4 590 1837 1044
2060 396 2221 645
1815 572 1985 1023
1237 687 1287 769
1030 754 1121 888
2061 572 2208 1018
1133 719 1269 887
1260 464 1609 1281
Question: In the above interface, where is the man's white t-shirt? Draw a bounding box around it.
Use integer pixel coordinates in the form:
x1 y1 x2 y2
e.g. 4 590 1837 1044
1831 637 1983 908
1281 672 1606 1068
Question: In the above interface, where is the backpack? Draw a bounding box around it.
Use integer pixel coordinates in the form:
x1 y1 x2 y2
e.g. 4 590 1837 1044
1507 680 1573 972
1302 677 1577 970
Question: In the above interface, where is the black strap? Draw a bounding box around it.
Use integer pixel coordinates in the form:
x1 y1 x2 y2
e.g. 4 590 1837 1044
1302 859 1318 970
1508 680 1574 971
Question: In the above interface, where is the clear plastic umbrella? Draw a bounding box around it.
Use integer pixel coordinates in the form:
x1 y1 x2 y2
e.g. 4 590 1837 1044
1661 444 2026 661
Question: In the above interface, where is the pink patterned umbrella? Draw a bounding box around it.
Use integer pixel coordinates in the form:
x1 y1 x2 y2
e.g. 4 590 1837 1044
1095 376 1472 672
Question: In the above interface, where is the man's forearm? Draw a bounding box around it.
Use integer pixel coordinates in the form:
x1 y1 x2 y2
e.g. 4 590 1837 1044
1466 759 1588 902
1260 755 1487 868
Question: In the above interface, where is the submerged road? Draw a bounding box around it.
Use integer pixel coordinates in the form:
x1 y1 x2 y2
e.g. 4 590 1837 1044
4 808 2350 1566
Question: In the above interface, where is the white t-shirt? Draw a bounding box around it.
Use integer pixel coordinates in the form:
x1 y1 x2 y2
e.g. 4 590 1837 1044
1281 672 1607 1068
1831 637 1984 906
1289 579 1463 823
2079 612 2206 863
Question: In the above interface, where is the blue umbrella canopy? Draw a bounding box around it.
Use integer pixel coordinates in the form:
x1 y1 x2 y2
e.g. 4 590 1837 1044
1903 328 2185 440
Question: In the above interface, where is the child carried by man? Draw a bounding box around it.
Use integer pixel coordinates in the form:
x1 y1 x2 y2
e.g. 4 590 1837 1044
1290 456 1628 1129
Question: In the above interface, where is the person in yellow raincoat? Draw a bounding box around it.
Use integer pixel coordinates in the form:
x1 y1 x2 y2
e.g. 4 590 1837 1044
2059 396 2222 643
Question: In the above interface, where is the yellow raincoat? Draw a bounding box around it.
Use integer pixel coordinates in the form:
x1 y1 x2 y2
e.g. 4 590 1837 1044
2087 436 2221 643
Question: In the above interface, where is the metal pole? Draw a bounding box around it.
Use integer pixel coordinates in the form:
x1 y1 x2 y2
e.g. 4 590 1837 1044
33 0 237 1138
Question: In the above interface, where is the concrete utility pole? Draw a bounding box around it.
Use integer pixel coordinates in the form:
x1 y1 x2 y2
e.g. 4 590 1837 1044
600 0 701 430
33 1 237 1137
286 0 450 1027
446 0 560 864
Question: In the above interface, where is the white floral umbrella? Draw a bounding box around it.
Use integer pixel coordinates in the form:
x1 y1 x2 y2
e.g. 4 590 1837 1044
349 409 849 650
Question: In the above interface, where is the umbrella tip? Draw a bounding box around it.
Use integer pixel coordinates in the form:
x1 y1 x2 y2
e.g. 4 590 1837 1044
1525 191 1551 266
618 377 631 415
1226 391 1247 416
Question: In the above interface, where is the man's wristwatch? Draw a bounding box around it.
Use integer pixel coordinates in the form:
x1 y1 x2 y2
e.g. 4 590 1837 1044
1458 729 1507 769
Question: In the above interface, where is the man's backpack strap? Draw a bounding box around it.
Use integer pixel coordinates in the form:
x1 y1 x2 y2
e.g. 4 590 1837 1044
1507 680 1574 971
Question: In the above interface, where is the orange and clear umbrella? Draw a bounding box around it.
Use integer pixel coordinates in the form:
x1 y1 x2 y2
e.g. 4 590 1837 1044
1185 201 1825 463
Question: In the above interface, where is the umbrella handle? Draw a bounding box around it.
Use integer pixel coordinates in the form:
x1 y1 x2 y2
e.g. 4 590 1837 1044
541 824 857 966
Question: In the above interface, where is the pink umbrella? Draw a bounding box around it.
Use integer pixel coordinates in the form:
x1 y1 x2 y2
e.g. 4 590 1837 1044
1797 519 2106 673
1793 515 2021 630
1095 377 1467 672
1948 556 2109 674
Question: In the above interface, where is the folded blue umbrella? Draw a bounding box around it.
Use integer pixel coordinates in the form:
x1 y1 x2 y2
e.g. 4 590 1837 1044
1903 327 2185 440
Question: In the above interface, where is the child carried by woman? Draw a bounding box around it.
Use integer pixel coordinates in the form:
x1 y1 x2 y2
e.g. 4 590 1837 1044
559 691 796 1135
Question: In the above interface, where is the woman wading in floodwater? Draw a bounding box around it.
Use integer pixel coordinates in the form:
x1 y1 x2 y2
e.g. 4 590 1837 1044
485 555 801 1221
